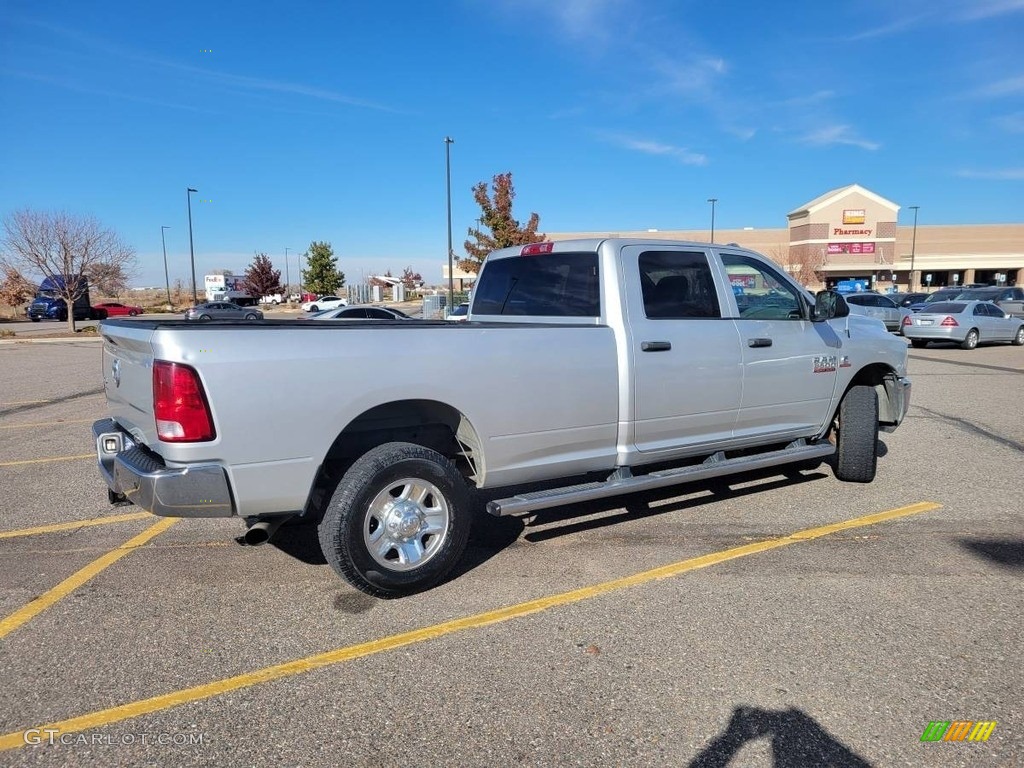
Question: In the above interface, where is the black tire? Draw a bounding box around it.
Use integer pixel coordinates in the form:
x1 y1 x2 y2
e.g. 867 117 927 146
199 314 212 321
318 442 471 597
834 385 878 483
244 313 258 320
128 310 138 316
960 328 979 350
57 309 67 322
30 317 40 322
910 339 928 349
1012 326 1024 346
309 305 319 313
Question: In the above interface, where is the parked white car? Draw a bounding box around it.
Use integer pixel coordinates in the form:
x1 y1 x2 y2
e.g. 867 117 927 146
843 292 911 333
301 295 348 313
259 293 284 305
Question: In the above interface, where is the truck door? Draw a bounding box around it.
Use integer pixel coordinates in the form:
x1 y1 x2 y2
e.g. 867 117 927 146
718 251 840 439
622 246 744 453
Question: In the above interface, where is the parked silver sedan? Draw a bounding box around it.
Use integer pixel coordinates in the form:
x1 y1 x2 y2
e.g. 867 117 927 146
901 300 1024 349
184 302 263 321
307 305 414 320
843 292 911 333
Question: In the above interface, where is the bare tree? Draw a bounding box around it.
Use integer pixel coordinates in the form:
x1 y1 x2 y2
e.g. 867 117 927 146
1 209 136 332
769 244 823 291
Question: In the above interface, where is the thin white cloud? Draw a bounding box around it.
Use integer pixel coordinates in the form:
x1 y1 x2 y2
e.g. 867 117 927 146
846 14 931 41
493 0 625 41
650 54 728 96
1 68 210 113
798 125 880 151
993 112 1024 132
22 20 399 113
601 133 708 165
976 74 1024 98
958 0 1024 20
778 90 835 107
956 168 1024 180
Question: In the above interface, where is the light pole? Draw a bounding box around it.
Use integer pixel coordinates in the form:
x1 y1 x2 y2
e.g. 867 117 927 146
284 247 291 299
908 205 920 291
186 187 198 304
445 136 455 311
160 226 171 307
707 198 718 243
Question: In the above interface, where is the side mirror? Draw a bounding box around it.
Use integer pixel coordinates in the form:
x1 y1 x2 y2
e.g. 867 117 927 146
813 290 849 322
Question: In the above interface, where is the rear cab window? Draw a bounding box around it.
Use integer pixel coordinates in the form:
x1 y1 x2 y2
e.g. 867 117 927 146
473 252 600 318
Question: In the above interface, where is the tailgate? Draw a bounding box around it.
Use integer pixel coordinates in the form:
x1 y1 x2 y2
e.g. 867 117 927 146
101 323 159 446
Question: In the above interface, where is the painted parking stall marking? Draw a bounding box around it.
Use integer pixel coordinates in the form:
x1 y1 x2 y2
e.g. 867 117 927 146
0 501 941 752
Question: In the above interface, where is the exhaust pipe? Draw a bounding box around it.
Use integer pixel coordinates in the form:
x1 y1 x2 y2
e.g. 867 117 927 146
243 515 292 546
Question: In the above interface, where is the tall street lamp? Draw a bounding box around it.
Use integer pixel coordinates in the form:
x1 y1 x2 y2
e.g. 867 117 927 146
284 247 291 299
160 226 171 307
908 205 920 291
444 136 455 311
186 187 198 304
707 198 718 243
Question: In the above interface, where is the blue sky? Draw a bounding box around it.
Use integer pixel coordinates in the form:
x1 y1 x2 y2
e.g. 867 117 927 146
1 0 1022 289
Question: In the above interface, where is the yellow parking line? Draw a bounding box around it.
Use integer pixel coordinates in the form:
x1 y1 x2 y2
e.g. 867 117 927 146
0 418 94 430
0 517 178 641
0 513 152 540
0 400 53 406
0 454 94 467
0 501 940 751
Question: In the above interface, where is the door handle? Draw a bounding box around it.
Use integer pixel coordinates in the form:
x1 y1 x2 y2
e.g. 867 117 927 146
747 338 773 348
641 341 672 352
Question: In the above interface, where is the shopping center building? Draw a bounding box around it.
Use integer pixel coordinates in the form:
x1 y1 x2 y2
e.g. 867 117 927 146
544 184 1023 292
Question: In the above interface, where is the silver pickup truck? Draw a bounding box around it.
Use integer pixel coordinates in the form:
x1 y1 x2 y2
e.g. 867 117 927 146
93 239 910 596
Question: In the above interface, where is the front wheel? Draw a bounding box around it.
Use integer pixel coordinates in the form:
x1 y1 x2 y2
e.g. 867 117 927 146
960 328 979 350
199 314 212 321
244 313 258 320
834 385 878 483
128 310 138 316
318 442 472 597
1012 326 1024 346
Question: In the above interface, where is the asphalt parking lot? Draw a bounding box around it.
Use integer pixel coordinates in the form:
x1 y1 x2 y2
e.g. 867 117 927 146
0 336 1021 766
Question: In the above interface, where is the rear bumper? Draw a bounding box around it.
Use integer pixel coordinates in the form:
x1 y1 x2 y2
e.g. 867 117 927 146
92 418 235 517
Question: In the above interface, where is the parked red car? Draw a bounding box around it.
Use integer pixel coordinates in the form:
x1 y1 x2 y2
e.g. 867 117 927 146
93 302 143 317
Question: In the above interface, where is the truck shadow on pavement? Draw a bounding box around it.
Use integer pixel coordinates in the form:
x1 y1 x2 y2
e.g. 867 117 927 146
262 465 832 585
957 538 1024 570
688 705 872 767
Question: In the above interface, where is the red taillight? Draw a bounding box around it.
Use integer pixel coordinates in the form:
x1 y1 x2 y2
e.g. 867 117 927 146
940 316 959 327
521 242 554 256
901 315 911 326
153 361 215 442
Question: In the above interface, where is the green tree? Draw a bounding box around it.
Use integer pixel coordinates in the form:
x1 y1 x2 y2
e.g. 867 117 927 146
461 172 545 274
302 241 345 295
243 252 282 299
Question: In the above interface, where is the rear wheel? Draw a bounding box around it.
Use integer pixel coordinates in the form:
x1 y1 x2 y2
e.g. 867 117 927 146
834 385 878 483
910 339 928 349
1012 326 1024 346
318 442 471 597
199 314 212 321
960 328 979 350
309 305 319 312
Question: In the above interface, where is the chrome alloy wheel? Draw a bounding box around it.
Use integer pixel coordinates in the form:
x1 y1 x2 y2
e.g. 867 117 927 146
363 478 450 571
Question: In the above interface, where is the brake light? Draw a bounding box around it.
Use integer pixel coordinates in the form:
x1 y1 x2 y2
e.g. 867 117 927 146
901 315 911 326
153 361 216 442
940 316 959 327
521 242 554 256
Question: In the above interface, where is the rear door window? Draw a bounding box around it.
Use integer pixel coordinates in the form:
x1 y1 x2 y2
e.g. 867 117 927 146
638 251 721 319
